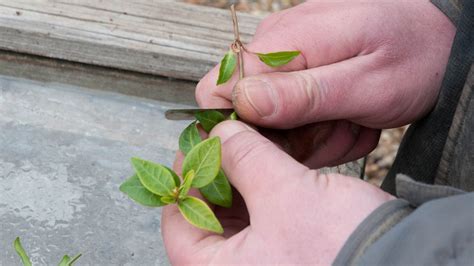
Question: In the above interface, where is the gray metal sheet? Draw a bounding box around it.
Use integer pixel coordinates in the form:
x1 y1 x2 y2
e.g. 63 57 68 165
0 75 192 265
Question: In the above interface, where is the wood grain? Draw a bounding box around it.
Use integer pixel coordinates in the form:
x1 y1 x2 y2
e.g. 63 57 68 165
0 0 261 81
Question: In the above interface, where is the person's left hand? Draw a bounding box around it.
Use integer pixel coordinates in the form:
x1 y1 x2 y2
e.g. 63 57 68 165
194 0 455 168
162 121 394 264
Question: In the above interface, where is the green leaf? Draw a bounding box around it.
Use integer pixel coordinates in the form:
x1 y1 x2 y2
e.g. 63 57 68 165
195 110 226 133
179 122 202 154
161 196 177 204
217 50 237 85
164 165 181 187
119 174 166 207
200 169 232 208
13 237 32 266
58 255 71 266
182 137 221 188
178 196 223 233
228 111 238 121
179 170 195 198
131 157 177 196
257 51 300 67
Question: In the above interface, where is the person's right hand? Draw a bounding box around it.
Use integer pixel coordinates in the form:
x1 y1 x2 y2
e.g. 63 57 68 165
195 0 456 168
162 121 394 264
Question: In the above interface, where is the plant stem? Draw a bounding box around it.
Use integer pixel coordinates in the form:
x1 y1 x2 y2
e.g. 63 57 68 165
230 5 244 80
230 4 240 42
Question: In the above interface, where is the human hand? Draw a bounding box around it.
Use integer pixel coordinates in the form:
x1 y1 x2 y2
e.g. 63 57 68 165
162 121 394 264
195 0 455 168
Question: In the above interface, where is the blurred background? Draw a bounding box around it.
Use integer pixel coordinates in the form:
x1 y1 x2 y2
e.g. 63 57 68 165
183 0 305 14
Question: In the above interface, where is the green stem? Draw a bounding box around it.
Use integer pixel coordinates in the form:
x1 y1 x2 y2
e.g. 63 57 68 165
68 253 82 265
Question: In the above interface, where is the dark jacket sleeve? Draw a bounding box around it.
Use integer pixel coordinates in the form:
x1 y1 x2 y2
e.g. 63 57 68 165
431 0 464 26
353 192 473 266
334 175 473 265
335 0 474 265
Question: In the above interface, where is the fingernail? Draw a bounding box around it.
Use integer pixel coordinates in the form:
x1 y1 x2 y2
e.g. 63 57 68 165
241 78 277 118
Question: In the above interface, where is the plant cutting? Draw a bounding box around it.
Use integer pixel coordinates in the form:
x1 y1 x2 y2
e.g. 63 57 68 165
120 113 232 233
217 5 300 85
13 237 81 266
119 5 300 233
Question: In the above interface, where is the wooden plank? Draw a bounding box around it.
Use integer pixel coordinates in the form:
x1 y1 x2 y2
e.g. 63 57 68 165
0 50 197 106
0 0 261 81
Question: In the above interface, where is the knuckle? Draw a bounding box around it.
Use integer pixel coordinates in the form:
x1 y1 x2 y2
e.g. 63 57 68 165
294 72 325 120
296 72 317 110
225 131 274 173
371 38 403 66
231 80 244 107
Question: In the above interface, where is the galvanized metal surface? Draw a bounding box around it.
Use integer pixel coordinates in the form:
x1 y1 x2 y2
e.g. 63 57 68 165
0 73 194 265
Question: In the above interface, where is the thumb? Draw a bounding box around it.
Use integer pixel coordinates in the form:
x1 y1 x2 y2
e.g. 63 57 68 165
209 120 308 211
232 56 400 129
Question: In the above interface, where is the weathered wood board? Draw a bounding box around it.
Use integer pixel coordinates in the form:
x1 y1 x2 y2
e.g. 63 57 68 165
0 0 261 81
0 51 197 105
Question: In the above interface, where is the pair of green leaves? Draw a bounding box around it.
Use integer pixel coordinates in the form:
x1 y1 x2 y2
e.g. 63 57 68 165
179 111 233 209
120 135 225 233
14 237 81 266
217 50 301 85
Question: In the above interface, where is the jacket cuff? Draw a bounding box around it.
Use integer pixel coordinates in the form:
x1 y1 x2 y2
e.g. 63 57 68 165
333 199 413 266
431 0 463 26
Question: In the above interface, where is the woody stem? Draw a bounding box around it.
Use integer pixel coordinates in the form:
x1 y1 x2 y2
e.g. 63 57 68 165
230 5 244 80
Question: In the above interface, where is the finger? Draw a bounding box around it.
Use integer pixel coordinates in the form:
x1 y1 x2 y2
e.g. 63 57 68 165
259 122 380 168
161 152 225 263
196 1 371 108
331 127 380 166
232 54 412 129
295 120 357 168
209 120 308 212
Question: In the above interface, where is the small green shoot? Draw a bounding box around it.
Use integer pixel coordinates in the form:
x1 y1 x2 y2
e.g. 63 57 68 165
179 170 195 198
229 111 238 121
14 237 81 266
58 253 82 266
121 136 227 233
14 237 31 266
